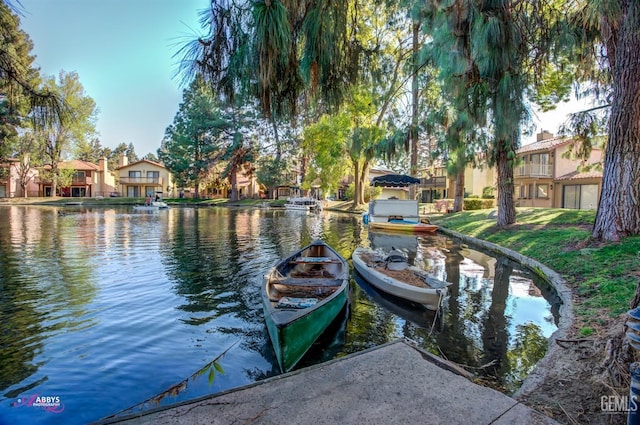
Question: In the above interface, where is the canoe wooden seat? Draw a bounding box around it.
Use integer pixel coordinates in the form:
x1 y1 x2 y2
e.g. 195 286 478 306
289 256 341 264
272 277 344 287
277 297 318 309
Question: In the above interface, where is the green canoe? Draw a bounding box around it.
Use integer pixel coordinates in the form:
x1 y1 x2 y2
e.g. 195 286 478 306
262 240 350 373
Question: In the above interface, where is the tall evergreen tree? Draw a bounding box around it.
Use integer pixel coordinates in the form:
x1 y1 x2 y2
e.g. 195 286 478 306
159 77 227 198
0 1 65 158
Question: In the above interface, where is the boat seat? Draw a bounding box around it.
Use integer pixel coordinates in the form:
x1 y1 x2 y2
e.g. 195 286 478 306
289 257 341 264
272 277 344 287
277 297 318 309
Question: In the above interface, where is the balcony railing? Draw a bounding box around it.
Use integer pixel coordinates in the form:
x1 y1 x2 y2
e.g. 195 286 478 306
71 176 92 185
515 163 552 178
119 176 163 185
420 176 447 188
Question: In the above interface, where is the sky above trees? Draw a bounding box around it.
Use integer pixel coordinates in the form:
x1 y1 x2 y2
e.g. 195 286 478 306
18 0 209 157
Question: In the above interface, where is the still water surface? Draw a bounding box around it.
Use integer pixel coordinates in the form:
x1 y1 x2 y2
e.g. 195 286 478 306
0 206 559 425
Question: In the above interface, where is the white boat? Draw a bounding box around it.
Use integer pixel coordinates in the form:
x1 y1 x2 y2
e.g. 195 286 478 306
133 201 169 210
284 197 322 211
351 246 450 310
363 199 437 233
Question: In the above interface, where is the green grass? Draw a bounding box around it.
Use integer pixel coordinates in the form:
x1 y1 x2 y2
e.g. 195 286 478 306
429 207 640 333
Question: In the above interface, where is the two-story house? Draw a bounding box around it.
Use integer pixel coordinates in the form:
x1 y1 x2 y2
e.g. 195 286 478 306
2 157 115 198
515 131 603 210
0 158 40 198
116 156 176 199
53 159 116 198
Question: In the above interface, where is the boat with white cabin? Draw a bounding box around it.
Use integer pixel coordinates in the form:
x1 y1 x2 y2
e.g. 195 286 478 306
363 199 437 233
284 197 322 211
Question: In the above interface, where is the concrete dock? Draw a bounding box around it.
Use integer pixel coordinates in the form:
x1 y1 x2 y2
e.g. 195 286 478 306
95 340 558 425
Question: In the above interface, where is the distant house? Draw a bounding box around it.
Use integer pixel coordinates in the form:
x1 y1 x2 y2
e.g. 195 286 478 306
419 161 449 203
115 156 176 199
46 158 117 198
416 131 603 211
515 131 603 210
0 158 40 198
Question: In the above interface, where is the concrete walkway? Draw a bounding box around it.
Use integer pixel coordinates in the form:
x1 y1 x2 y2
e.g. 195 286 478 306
94 340 558 425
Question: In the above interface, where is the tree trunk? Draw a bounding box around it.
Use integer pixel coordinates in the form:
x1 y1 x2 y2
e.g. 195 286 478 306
50 163 58 197
495 142 516 226
409 21 420 201
453 171 464 212
359 161 370 205
353 161 360 209
229 170 238 201
592 1 640 242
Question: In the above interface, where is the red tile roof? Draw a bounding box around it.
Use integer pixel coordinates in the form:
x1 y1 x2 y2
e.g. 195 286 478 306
59 160 100 171
518 137 572 154
555 170 603 181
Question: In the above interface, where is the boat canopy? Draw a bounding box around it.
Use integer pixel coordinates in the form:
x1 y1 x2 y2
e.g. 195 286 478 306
371 174 420 187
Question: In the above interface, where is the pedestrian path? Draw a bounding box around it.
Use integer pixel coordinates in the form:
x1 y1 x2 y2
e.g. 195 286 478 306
94 339 558 425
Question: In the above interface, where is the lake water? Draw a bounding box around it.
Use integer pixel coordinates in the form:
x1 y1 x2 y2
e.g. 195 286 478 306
0 205 559 425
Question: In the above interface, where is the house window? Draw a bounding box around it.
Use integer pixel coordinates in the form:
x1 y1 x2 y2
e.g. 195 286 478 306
563 184 598 210
129 171 141 177
147 171 159 178
528 184 534 199
529 153 550 176
536 184 549 198
71 187 86 197
519 185 526 198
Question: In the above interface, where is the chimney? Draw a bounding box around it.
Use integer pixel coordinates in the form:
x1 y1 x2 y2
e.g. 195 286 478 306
537 130 554 142
119 154 128 167
99 157 108 173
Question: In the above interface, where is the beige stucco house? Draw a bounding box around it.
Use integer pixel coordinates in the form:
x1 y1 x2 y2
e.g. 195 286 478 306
52 159 117 198
116 156 176 199
515 131 603 210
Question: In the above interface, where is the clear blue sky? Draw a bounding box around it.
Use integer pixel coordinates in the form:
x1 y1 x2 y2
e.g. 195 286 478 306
18 0 210 157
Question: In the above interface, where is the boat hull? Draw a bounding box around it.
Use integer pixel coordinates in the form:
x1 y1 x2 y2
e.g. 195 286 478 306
262 240 349 372
351 247 447 310
262 287 347 372
133 201 168 210
368 221 438 233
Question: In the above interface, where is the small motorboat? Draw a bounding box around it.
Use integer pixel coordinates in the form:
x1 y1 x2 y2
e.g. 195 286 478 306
262 240 349 372
284 197 322 212
363 199 438 233
133 201 169 210
368 220 438 233
351 246 450 310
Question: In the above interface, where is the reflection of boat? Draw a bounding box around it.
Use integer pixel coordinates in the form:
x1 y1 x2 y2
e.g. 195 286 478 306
351 246 449 310
284 197 322 211
133 201 169 210
262 240 349 372
369 220 438 233
369 231 419 252
459 247 497 278
353 270 442 331
363 199 437 233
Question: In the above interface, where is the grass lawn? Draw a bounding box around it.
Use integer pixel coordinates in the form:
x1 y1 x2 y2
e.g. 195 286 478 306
428 207 640 337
